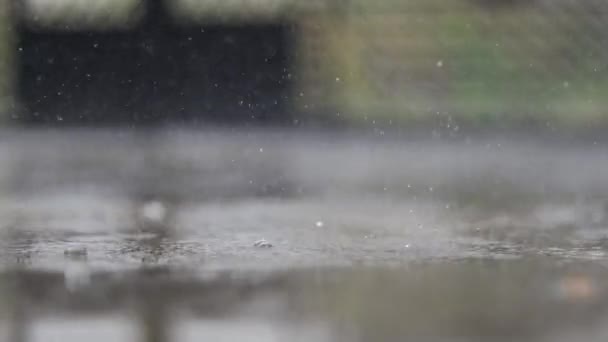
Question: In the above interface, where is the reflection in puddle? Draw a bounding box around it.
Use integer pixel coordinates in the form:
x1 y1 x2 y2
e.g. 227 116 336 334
28 317 137 342
20 316 332 342
3 260 608 342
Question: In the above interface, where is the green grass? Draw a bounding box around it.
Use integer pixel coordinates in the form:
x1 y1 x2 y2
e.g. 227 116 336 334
305 1 608 128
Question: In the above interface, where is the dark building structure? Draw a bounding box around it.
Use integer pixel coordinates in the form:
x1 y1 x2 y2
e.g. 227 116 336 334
14 0 294 125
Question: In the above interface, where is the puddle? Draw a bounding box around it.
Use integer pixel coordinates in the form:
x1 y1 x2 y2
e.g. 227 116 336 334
1 129 608 341
3 260 608 341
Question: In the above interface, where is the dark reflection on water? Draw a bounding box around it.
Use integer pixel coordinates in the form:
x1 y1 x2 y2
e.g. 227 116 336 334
3 259 608 342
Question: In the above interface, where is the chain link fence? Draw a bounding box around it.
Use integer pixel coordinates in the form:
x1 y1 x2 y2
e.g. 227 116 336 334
297 0 608 128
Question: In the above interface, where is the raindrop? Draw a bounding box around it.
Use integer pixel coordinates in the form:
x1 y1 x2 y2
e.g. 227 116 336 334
254 239 273 248
138 200 167 224
436 60 443 68
315 221 324 228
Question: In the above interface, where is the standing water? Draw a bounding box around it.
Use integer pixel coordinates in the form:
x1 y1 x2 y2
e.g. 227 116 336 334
1 129 608 342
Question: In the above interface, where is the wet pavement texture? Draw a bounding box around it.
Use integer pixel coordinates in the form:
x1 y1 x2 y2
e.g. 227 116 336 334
1 128 608 341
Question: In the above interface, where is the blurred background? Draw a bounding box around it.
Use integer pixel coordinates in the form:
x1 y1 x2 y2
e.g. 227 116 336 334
2 1 608 342
1 0 607 128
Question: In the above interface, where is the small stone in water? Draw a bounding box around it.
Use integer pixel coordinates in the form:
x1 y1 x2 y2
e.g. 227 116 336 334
64 246 88 258
254 239 273 248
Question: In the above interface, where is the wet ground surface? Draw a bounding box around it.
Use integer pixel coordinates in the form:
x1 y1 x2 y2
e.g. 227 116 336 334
1 128 608 341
